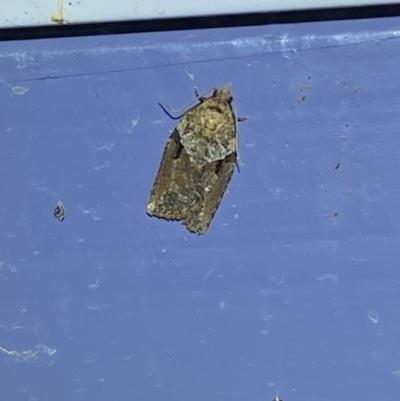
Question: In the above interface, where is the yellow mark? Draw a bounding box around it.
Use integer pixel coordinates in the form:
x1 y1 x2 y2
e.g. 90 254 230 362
51 0 66 24
0 343 56 363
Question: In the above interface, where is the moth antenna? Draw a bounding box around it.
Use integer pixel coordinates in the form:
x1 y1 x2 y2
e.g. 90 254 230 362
194 86 217 102
158 100 188 120
158 92 204 119
235 158 241 173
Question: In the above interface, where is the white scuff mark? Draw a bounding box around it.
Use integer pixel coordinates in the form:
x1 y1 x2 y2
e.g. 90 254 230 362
368 309 379 324
267 187 284 199
2 27 400 67
0 79 29 95
88 278 100 291
185 67 194 80
84 353 98 364
94 139 115 152
0 343 56 363
350 257 368 262
129 116 140 130
78 205 102 221
15 51 28 69
391 369 400 377
31 179 57 199
219 300 226 310
4 127 13 133
316 273 338 283
153 119 165 126
192 289 203 298
12 86 29 95
203 269 212 280
261 310 272 322
87 302 111 311
87 304 101 311
93 160 110 170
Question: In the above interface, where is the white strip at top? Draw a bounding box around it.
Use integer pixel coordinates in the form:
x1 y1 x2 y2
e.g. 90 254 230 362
1 0 398 28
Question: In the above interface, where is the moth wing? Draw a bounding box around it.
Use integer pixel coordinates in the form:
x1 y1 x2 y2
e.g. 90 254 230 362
147 132 199 220
183 153 236 234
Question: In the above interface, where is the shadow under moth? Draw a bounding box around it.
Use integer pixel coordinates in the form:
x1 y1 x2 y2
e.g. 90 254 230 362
147 83 245 235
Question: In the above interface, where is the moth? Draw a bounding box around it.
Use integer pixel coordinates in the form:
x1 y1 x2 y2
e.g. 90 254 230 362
147 83 245 235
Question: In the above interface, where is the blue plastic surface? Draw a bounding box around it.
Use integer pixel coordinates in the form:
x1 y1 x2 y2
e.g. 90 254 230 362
1 16 400 401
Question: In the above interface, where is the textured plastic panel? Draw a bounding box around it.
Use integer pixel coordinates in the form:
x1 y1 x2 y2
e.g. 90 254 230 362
1 16 400 401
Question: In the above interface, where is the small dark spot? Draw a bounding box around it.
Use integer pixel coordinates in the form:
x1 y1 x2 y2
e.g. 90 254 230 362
335 163 340 170
54 201 66 222
324 212 339 219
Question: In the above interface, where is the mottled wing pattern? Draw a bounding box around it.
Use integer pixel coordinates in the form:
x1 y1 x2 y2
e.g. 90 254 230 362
147 132 200 220
183 153 236 234
177 84 237 165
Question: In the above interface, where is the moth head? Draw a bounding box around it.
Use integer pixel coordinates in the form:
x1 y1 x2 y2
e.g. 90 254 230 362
214 83 233 104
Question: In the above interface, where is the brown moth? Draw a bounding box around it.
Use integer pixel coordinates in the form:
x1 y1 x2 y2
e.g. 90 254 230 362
147 84 244 235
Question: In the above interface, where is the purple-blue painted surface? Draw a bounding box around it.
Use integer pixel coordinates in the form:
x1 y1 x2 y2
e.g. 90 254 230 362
1 16 400 401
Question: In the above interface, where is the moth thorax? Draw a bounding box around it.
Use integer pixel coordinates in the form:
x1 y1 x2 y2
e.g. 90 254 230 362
215 84 232 102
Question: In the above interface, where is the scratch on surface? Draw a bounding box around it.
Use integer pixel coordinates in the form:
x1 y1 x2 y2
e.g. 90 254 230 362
4 28 400 84
316 273 338 282
125 116 140 134
0 343 56 363
94 140 115 152
203 269 213 280
368 309 379 324
88 278 100 291
185 66 194 80
350 256 368 262
84 353 98 363
31 179 57 199
0 80 29 95
78 205 102 221
93 160 110 170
